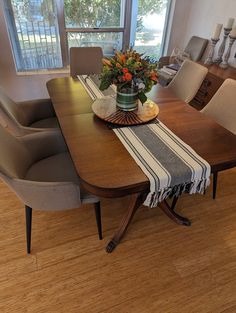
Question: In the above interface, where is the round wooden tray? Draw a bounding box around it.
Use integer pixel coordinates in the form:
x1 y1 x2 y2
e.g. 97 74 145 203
92 96 159 125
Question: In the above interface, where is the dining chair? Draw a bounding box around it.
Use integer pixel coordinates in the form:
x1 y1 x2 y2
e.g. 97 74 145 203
0 86 59 136
0 125 102 253
201 78 236 199
158 36 208 86
159 36 208 69
166 59 208 103
69 47 103 77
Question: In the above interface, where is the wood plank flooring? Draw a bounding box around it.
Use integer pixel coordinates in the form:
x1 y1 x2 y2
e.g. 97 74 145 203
0 168 236 313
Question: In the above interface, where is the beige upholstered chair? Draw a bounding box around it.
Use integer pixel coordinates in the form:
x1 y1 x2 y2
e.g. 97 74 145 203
0 87 59 136
201 78 236 199
166 59 208 103
70 47 103 77
0 125 102 253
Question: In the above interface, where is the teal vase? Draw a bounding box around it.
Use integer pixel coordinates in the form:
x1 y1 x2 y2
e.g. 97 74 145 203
116 86 138 111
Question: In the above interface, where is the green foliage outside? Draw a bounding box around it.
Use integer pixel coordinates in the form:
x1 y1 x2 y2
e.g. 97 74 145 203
136 0 167 32
64 0 121 27
12 0 166 61
12 0 167 30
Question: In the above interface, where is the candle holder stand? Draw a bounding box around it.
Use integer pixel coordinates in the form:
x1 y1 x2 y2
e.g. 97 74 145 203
219 35 236 69
214 28 232 63
204 38 219 65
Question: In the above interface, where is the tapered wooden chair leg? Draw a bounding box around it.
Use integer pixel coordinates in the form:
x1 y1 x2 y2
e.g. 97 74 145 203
213 172 218 199
25 205 32 254
94 202 102 240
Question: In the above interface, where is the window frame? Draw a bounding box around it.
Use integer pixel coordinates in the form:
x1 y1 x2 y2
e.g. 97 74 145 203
56 0 132 67
4 0 173 72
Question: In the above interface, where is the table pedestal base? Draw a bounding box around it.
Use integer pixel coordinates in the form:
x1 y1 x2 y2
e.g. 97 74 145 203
106 193 191 253
159 199 191 226
106 193 145 253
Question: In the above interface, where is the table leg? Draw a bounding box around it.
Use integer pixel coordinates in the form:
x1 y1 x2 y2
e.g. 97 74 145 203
158 199 191 226
106 194 191 253
106 192 145 253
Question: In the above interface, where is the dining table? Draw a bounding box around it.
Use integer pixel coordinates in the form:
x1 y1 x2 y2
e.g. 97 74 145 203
47 77 236 252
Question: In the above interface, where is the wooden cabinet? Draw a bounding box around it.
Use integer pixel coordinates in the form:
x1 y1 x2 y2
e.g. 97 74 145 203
190 64 236 110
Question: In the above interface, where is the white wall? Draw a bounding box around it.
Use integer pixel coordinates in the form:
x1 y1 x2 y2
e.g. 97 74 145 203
167 0 194 54
168 0 236 67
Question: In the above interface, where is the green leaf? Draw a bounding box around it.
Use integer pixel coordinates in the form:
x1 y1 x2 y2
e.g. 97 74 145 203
138 92 147 104
99 80 111 91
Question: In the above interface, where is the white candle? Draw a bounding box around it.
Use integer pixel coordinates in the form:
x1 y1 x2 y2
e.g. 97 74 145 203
230 26 236 38
226 18 234 29
212 23 223 40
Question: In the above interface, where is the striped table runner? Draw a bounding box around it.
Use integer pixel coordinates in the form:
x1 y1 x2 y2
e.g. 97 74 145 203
78 75 211 207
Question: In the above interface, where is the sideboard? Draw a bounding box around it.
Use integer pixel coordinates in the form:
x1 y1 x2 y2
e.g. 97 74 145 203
190 63 236 110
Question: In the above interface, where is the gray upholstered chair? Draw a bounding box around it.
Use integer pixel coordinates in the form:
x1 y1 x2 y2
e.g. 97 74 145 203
0 125 102 253
166 59 208 103
0 87 59 137
159 36 209 68
201 78 236 199
158 36 208 86
70 47 103 78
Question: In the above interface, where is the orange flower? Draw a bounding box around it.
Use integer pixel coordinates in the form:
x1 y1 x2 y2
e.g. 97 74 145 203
120 54 126 64
150 74 158 81
124 72 132 81
102 58 112 66
122 68 129 73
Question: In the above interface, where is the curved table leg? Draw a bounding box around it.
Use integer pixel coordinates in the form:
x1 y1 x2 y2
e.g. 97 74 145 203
106 193 145 253
159 199 191 226
171 196 179 211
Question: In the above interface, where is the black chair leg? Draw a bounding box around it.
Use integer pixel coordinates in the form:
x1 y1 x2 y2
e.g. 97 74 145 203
25 205 32 254
94 202 102 240
213 172 218 199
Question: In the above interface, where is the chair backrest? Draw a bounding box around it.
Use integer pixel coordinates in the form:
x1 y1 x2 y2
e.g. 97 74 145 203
167 59 208 103
201 79 236 135
184 36 208 62
0 87 29 136
70 47 103 77
0 125 32 179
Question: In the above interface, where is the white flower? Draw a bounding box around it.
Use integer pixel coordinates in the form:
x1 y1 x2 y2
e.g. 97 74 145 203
138 82 145 90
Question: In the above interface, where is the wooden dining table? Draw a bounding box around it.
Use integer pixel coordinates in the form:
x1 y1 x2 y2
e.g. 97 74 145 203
47 77 236 252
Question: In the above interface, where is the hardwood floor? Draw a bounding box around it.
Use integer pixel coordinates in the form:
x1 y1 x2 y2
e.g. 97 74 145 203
0 168 236 313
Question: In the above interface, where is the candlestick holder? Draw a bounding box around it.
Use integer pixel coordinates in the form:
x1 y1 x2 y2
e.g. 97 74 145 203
219 35 236 68
204 38 219 65
214 27 232 63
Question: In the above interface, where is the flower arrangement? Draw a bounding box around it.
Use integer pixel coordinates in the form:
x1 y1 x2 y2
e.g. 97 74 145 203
99 48 158 104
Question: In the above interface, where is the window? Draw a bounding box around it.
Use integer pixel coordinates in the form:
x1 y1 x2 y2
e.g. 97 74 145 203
3 0 172 71
64 0 127 57
133 0 171 61
4 0 63 70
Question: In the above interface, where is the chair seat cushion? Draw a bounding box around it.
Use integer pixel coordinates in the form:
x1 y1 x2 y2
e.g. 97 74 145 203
25 152 78 183
25 152 98 204
30 117 59 129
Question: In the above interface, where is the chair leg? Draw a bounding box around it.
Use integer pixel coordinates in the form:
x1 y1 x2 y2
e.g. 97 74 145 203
25 205 32 254
213 172 218 199
94 202 102 240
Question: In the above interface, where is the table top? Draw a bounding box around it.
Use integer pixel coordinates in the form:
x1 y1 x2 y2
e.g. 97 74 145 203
47 77 236 198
